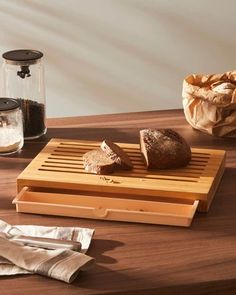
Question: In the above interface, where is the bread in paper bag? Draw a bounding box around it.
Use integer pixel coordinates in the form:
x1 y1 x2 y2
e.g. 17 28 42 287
182 71 236 137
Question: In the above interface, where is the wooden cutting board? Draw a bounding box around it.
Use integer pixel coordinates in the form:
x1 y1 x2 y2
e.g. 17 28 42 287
13 138 226 226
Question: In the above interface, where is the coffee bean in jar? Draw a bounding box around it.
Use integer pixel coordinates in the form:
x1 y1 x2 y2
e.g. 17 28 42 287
16 98 46 139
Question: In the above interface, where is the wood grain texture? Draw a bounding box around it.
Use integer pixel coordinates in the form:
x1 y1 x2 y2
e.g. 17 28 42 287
1 109 236 294
15 138 225 226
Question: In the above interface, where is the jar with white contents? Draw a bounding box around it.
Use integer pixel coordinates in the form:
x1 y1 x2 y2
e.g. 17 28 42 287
0 98 24 155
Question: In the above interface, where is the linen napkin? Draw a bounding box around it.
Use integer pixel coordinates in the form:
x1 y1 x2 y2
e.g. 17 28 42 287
0 220 95 283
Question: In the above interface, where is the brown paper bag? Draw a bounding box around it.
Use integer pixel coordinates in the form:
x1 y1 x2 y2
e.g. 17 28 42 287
182 70 236 137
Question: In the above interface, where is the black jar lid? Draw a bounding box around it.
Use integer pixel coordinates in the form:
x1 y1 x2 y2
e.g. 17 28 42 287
0 98 20 111
2 50 43 65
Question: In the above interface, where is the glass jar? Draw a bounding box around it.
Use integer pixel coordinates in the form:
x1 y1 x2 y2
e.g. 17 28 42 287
1 49 46 139
0 98 24 155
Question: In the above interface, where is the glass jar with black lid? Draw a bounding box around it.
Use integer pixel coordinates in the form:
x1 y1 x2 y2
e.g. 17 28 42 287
0 98 24 155
1 49 46 139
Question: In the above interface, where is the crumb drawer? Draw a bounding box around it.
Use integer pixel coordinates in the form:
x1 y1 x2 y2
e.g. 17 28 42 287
13 187 199 227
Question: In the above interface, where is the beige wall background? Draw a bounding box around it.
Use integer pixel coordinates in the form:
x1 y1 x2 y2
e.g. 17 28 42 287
0 0 235 118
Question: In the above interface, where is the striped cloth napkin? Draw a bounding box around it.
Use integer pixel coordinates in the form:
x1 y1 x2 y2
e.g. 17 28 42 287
0 220 95 283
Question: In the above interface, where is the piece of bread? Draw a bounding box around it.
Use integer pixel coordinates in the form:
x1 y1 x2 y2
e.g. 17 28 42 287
83 149 116 175
140 129 191 169
101 139 133 170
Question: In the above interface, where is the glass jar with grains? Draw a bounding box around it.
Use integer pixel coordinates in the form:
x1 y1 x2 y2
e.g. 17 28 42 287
1 49 46 139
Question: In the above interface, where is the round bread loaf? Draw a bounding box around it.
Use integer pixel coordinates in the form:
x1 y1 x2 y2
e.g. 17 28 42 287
83 149 116 174
140 129 191 169
101 140 133 170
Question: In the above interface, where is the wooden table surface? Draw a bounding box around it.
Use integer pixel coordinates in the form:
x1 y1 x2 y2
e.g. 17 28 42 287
1 109 236 295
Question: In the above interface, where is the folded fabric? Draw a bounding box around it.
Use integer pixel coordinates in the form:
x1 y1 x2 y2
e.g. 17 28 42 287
0 233 94 283
0 220 95 283
0 220 94 253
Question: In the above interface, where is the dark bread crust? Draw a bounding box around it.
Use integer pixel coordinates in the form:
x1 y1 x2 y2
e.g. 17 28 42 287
83 149 116 174
140 129 191 169
101 140 133 170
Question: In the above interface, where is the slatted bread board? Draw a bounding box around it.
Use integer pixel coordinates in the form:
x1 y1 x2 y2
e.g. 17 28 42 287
13 138 226 227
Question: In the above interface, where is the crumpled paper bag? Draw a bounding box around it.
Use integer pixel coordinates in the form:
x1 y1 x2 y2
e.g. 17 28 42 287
182 70 236 137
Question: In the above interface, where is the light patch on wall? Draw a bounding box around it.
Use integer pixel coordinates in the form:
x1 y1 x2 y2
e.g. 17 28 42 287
0 0 235 118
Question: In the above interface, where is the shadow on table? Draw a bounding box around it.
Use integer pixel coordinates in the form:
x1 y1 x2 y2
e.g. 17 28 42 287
192 167 236 234
73 264 157 292
88 238 124 264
